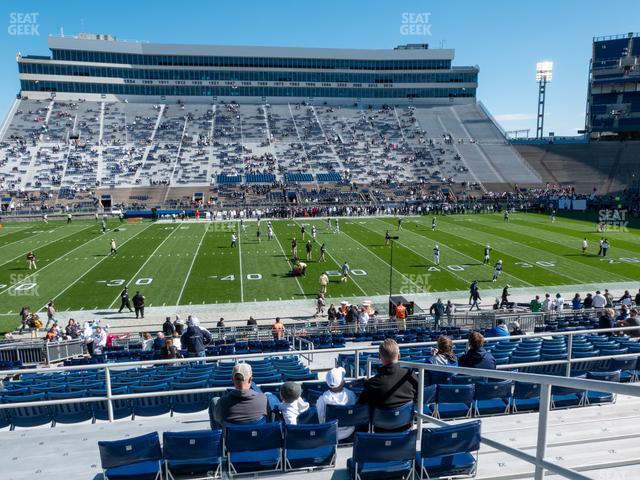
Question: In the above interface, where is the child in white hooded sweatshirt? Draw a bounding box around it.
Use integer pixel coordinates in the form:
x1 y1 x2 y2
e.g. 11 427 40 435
316 366 357 440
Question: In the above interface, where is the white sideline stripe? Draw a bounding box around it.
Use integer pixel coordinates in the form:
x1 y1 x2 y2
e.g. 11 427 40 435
0 226 61 249
0 224 95 269
176 223 208 305
272 223 306 299
107 225 182 308
237 223 244 303
296 219 367 296
39 222 155 312
0 224 112 297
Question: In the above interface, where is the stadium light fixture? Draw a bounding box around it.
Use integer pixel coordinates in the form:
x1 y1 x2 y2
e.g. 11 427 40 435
535 61 553 139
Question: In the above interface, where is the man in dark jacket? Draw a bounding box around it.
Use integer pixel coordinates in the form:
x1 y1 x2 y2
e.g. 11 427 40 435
118 287 133 313
358 339 417 431
162 316 175 337
209 363 268 428
459 332 497 369
598 308 616 333
429 298 445 329
180 318 213 357
132 291 145 319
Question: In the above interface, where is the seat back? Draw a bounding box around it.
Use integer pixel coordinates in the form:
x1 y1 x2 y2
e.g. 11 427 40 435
325 403 370 428
225 422 283 474
474 380 513 401
437 384 475 404
163 429 222 462
98 431 162 469
421 420 481 457
284 421 338 470
513 382 540 400
353 430 417 464
372 401 414 431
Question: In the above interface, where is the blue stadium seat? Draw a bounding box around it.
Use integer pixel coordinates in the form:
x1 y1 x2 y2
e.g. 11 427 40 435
283 420 338 471
473 380 512 416
325 403 370 441
585 371 620 404
512 382 541 413
130 384 171 418
98 431 163 480
89 387 132 421
225 422 283 475
49 390 93 426
371 401 414 432
435 384 474 419
170 380 210 414
4 393 51 429
347 430 417 480
416 420 481 479
163 429 223 479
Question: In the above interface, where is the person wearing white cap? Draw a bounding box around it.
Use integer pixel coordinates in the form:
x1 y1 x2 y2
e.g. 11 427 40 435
316 367 357 441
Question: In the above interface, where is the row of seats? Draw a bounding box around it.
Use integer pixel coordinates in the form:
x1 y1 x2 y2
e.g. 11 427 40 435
98 421 481 479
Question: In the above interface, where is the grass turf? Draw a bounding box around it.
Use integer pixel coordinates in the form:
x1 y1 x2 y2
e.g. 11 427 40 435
1 212 639 333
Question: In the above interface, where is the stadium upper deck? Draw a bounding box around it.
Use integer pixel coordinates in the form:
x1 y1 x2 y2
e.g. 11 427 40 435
17 34 478 104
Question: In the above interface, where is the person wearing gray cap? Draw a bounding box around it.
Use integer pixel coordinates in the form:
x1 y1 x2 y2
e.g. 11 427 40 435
209 363 268 428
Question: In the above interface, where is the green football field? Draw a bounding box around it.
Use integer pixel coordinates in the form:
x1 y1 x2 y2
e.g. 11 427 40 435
1 212 640 333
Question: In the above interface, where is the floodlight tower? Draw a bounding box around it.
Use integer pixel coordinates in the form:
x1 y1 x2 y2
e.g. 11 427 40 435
535 61 553 139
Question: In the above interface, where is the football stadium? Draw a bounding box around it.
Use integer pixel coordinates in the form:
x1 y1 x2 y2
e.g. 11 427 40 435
1 2 640 479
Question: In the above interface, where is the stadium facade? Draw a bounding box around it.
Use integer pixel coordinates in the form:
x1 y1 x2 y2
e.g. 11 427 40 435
16 34 478 105
587 32 640 139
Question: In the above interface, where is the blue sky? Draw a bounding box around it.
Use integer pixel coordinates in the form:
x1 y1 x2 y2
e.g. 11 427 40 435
0 0 637 135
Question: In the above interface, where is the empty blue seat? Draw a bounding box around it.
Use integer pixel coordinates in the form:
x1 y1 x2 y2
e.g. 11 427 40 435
49 390 93 426
225 422 283 475
163 429 223 479
347 430 417 480
89 387 131 421
435 384 474 419
284 420 338 471
170 380 210 414
4 393 50 429
417 420 481 479
585 371 620 404
325 403 370 441
474 380 512 416
371 401 414 432
130 384 171 418
98 431 163 480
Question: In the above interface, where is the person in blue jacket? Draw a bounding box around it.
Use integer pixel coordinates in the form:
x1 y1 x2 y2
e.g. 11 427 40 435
459 332 497 369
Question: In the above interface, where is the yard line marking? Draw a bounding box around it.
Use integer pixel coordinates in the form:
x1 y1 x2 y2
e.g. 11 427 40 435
0 225 63 249
0 224 123 297
176 223 209 305
38 222 155 312
0 223 96 269
434 217 629 284
371 218 534 287
237 223 245 303
107 225 182 308
339 224 425 293
296 219 366 296
272 224 307 299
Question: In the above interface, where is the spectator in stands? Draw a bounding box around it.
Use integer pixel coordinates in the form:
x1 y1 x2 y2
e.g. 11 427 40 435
616 305 630 322
510 321 524 336
486 319 510 337
92 326 107 355
171 331 182 350
571 293 582 314
620 308 640 338
635 289 640 307
181 317 213 357
604 289 614 308
530 295 542 313
427 336 457 366
358 339 417 423
173 315 184 335
152 332 165 350
458 332 496 370
64 318 80 339
395 302 408 330
598 308 616 332
160 337 181 360
500 285 511 309
593 290 607 309
445 300 455 325
357 306 369 332
272 317 284 340
583 293 594 309
162 317 175 337
45 301 56 330
327 304 337 329
217 317 225 328
209 363 268 427
247 316 257 327
619 290 633 307
469 287 481 311
142 332 153 351
541 293 552 313
554 293 565 312
429 299 445 329
317 367 357 440
278 381 310 425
